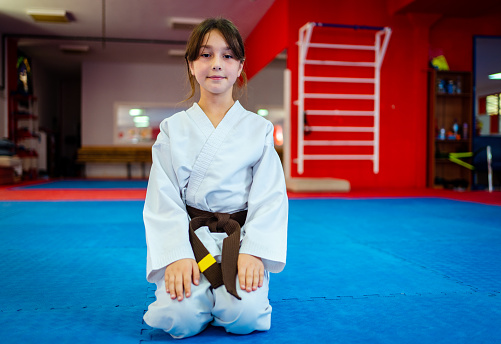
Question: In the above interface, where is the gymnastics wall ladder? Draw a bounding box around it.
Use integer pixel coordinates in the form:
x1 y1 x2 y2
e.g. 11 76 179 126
297 22 392 175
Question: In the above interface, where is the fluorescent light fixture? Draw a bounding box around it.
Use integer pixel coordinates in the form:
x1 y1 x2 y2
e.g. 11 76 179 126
276 52 287 60
59 45 89 53
129 109 145 117
168 49 186 57
257 109 269 117
489 73 501 80
27 9 71 23
133 116 150 128
169 17 203 30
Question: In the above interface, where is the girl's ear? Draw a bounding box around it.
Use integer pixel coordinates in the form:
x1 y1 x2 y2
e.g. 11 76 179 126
238 60 244 77
189 61 195 75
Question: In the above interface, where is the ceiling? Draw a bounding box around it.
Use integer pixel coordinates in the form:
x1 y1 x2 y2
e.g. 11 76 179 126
1 0 501 85
0 0 275 76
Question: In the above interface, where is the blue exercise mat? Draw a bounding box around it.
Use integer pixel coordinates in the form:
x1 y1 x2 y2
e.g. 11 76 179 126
0 198 500 343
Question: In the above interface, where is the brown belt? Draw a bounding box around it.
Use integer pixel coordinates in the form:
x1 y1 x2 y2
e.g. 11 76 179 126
187 205 247 300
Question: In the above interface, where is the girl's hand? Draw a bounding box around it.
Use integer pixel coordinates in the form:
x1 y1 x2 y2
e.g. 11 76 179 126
164 259 200 301
237 254 264 292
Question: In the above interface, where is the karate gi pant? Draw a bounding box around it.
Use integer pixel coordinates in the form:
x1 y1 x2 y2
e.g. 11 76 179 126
143 271 272 339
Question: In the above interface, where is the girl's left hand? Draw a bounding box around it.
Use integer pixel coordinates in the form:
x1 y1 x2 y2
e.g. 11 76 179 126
237 253 264 292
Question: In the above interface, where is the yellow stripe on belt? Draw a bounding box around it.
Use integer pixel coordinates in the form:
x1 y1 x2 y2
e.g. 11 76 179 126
198 254 216 272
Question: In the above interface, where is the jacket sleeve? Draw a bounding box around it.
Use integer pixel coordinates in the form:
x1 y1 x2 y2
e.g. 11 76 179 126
143 121 194 283
239 121 288 273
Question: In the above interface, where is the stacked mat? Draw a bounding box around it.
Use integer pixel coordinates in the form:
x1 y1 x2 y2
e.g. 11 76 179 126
0 139 21 185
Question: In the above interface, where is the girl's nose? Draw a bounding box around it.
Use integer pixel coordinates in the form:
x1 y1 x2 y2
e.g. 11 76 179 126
212 56 222 71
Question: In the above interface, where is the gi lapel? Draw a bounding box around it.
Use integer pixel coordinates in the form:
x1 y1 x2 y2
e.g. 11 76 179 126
185 101 244 205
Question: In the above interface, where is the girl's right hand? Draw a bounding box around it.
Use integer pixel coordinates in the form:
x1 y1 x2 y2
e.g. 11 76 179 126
165 259 200 301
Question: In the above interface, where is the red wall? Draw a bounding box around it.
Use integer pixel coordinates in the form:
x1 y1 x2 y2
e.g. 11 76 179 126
245 0 288 80
429 14 501 72
245 0 501 189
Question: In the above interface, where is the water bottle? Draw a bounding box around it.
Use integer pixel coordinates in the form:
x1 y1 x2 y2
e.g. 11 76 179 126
447 80 456 94
437 79 445 94
453 120 459 136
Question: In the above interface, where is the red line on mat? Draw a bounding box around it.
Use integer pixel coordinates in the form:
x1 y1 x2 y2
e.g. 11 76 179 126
1 183 500 205
0 188 147 201
288 189 501 206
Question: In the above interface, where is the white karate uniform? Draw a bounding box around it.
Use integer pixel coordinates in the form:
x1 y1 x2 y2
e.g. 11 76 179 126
143 101 288 338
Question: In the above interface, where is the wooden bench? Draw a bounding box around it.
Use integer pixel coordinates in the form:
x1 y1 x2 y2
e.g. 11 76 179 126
77 146 152 179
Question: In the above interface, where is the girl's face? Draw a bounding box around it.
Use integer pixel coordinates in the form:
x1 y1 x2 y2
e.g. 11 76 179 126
189 29 244 100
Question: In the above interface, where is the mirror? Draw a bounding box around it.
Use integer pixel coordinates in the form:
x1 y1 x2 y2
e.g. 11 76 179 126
114 102 188 145
474 36 501 136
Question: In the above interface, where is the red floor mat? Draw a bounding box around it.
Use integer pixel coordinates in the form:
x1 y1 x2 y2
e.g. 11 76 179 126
0 188 147 201
1 181 500 205
288 188 501 206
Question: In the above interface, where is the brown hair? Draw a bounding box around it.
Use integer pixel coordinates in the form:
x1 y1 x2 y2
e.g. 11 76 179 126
184 18 247 101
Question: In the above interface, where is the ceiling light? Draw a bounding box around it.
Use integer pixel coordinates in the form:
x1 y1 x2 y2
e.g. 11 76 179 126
168 49 186 57
257 109 269 117
169 17 203 30
59 45 89 53
27 9 71 23
133 116 150 128
276 52 287 60
129 109 144 116
488 73 501 80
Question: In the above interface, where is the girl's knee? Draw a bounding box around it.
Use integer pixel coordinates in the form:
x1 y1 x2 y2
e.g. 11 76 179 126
231 301 272 334
145 298 212 338
144 282 214 339
213 293 272 334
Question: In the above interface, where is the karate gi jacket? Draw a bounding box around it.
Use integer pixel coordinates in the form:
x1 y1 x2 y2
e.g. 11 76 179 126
144 101 288 283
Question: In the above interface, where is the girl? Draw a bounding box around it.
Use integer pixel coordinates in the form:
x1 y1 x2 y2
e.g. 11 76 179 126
143 18 288 339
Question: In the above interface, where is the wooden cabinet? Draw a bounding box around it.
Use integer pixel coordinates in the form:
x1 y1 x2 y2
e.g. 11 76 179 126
427 70 472 189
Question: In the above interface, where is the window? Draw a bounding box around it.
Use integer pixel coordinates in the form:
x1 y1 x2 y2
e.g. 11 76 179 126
486 93 500 115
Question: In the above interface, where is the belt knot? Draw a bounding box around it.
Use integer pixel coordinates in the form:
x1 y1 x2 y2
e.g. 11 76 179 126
209 212 230 233
186 205 247 300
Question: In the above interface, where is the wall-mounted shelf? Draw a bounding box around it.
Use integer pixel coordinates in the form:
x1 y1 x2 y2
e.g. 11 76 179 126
427 70 472 189
8 93 39 180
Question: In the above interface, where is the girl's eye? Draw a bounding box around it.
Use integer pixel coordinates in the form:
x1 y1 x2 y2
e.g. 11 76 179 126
223 54 233 59
201 53 211 58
